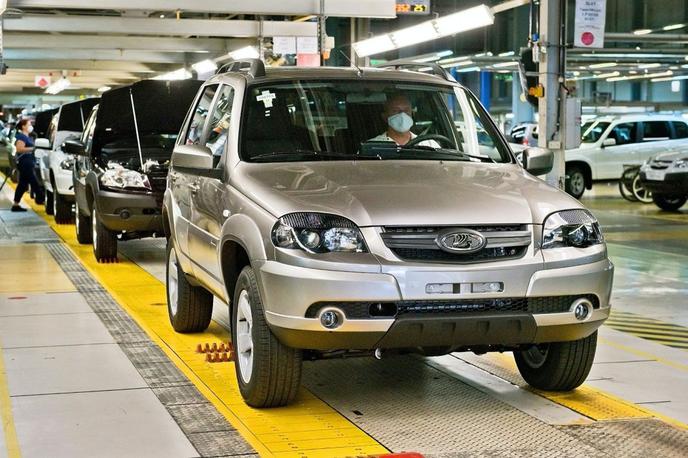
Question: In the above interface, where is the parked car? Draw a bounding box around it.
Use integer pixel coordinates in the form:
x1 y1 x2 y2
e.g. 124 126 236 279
0 127 14 176
36 98 99 223
565 114 688 198
163 60 614 408
32 108 58 197
65 79 202 261
639 148 688 211
509 122 538 147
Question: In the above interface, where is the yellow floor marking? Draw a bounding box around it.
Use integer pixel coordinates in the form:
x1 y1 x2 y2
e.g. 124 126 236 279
605 325 688 339
0 245 75 293
599 337 688 372
0 343 21 458
6 184 387 457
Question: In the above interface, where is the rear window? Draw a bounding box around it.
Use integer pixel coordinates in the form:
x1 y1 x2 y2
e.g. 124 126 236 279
642 121 671 141
673 121 688 139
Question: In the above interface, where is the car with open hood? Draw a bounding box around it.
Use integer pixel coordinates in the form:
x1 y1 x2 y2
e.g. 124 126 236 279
163 60 614 408
640 147 688 211
65 79 202 261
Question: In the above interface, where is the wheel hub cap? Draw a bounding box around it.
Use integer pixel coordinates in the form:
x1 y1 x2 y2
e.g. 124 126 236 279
167 247 179 316
236 290 254 384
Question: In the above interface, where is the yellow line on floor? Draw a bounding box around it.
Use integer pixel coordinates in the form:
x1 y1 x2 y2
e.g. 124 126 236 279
605 325 688 339
599 337 688 373
5 181 387 457
0 343 21 458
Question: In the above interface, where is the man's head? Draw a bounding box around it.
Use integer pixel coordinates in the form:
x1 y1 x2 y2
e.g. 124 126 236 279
382 94 414 134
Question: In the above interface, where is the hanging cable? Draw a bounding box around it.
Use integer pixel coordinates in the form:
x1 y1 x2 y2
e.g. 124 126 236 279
129 88 145 171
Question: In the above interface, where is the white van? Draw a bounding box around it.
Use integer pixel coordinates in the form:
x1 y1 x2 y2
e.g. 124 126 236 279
565 115 688 198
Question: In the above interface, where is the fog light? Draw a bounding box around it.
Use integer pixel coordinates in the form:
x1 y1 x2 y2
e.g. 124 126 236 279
319 309 343 329
570 298 593 321
120 209 131 219
472 282 504 293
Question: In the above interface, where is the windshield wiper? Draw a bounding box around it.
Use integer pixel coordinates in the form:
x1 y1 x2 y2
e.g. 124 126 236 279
397 144 496 163
251 149 383 162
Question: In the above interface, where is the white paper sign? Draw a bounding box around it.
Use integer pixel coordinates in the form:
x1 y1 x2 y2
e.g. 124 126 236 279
273 36 296 55
574 0 607 48
297 36 319 54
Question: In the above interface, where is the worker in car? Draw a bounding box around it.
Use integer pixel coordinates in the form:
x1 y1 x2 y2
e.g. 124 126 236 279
11 118 44 212
369 94 441 148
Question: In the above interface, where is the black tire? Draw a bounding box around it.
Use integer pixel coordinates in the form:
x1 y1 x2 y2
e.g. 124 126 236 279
652 194 687 212
232 266 302 407
91 205 118 261
165 238 213 333
75 199 92 244
514 331 597 391
565 165 586 199
53 192 72 224
45 190 55 215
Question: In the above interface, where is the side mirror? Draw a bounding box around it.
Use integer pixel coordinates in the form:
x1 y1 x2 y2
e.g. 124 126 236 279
602 138 616 147
522 147 553 176
172 144 213 170
35 138 51 149
63 139 87 156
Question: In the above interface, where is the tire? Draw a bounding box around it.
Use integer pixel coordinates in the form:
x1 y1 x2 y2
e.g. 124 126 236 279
631 174 653 204
75 198 92 244
53 192 72 224
652 194 687 212
165 238 213 333
45 190 55 215
232 266 302 407
565 165 586 199
91 205 118 261
514 331 597 391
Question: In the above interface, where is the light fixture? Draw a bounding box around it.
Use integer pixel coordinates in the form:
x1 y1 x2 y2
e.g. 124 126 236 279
589 62 617 69
651 74 688 82
192 59 218 74
638 63 661 69
607 70 672 82
498 51 515 57
633 29 652 35
45 77 71 95
595 71 620 79
455 66 481 73
438 55 472 65
152 68 192 80
493 61 519 68
352 4 494 57
663 23 685 31
413 50 453 63
229 46 260 60
97 86 111 93
159 14 165 18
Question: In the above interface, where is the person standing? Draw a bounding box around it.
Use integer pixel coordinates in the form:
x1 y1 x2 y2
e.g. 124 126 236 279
12 119 44 212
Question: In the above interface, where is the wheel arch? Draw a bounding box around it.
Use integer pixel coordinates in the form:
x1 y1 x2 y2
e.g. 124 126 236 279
566 160 593 190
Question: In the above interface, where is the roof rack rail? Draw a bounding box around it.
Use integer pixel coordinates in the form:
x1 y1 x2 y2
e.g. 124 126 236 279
376 61 456 83
216 59 266 78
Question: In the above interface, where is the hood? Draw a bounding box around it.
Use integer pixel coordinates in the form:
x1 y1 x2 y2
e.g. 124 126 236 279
234 161 583 227
650 148 688 163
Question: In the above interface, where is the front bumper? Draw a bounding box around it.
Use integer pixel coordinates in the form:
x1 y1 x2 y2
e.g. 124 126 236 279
95 189 163 233
257 257 614 351
53 167 75 197
640 171 688 195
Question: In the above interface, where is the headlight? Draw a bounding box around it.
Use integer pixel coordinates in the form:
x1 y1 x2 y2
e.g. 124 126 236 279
673 159 688 169
542 209 603 249
271 213 367 253
59 158 74 170
100 167 151 191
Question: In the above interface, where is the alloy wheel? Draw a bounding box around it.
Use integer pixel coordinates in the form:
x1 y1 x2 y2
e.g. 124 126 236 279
236 289 254 384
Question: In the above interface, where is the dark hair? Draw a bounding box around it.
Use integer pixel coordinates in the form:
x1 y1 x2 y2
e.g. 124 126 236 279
17 119 32 131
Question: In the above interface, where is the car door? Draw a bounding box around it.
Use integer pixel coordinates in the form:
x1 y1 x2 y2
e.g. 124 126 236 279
638 120 674 164
595 121 640 179
188 84 235 293
169 84 219 259
73 107 98 214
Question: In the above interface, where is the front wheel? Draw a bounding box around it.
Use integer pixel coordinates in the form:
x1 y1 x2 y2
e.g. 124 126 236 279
514 331 597 391
75 199 92 244
45 190 55 215
54 192 72 224
232 266 302 407
652 194 687 212
565 165 586 199
91 205 118 262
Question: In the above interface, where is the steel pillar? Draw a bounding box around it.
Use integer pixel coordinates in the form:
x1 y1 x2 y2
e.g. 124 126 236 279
480 72 492 111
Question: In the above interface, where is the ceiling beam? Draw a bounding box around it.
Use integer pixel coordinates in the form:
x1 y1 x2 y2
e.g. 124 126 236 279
3 60 178 73
4 33 253 53
5 15 318 37
10 0 396 18
605 33 688 44
4 49 200 64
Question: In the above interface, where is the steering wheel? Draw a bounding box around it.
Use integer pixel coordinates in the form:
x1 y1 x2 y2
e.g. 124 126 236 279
403 134 453 148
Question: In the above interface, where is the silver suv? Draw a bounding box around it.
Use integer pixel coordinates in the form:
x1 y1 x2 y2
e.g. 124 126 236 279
164 60 614 407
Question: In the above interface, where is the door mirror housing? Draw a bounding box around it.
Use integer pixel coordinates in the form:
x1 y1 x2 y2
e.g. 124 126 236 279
602 138 616 147
35 138 51 149
522 147 553 176
172 144 214 170
62 139 87 156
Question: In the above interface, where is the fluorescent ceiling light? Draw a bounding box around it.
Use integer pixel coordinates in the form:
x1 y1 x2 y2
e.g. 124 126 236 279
352 4 494 57
438 55 471 64
663 23 685 31
493 61 519 68
153 68 192 80
192 59 218 73
414 50 453 62
633 29 652 35
652 74 688 82
589 62 617 69
45 78 71 95
455 66 481 73
229 46 260 60
498 51 515 57
607 70 672 82
638 63 661 69
596 71 620 78
97 86 111 93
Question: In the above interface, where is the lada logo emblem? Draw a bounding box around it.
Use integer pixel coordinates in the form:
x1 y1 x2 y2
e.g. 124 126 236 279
437 229 486 254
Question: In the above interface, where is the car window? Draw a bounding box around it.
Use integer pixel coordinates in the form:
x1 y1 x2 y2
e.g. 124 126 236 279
581 121 610 143
205 85 234 161
672 121 688 139
80 108 98 152
642 121 671 142
608 122 637 146
185 84 218 145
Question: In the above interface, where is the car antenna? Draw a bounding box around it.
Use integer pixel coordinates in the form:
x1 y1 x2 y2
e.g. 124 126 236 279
339 49 363 76
128 88 145 172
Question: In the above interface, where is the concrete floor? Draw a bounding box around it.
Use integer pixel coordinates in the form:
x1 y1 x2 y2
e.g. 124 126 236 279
1 182 688 457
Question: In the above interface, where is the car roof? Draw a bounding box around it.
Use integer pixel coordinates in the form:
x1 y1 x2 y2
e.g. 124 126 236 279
588 114 688 123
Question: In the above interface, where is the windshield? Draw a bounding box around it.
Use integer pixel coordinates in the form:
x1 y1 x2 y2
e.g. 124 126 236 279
240 81 512 163
581 121 610 143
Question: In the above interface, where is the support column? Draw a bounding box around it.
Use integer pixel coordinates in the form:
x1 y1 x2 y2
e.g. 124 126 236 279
479 71 492 111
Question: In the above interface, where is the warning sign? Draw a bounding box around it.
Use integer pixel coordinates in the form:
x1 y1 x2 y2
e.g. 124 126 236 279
34 75 51 88
574 0 607 49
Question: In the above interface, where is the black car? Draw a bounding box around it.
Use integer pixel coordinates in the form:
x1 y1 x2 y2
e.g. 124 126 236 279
65 79 202 262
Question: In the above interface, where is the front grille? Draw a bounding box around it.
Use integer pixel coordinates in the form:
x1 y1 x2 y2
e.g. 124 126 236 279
380 225 531 263
305 295 599 319
650 160 673 170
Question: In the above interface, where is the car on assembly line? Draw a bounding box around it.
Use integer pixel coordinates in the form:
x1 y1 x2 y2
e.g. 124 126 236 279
64 79 202 261
35 98 99 223
639 148 688 211
565 114 688 198
162 60 614 408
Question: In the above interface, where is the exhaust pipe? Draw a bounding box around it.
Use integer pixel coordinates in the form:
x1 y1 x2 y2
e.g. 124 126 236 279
570 298 593 321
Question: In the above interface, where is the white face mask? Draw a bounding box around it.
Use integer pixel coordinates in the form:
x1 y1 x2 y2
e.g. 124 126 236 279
387 112 414 133
27 125 34 134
